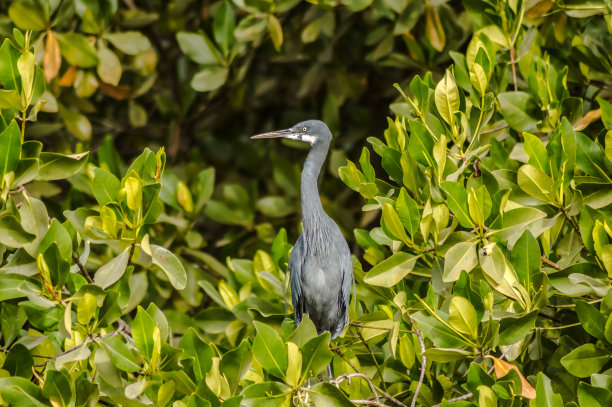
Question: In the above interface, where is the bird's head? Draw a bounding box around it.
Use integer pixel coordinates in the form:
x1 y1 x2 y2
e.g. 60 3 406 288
251 120 332 146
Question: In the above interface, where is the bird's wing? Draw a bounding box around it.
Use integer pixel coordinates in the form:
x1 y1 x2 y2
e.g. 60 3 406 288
288 235 304 325
334 239 353 337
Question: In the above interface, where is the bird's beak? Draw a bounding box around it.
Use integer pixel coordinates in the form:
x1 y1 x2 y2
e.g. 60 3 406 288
251 128 295 140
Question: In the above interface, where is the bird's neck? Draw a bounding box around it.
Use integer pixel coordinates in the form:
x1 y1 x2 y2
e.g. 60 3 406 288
301 142 329 232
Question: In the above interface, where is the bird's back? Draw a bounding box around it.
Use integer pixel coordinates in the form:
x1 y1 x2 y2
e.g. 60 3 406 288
289 216 352 338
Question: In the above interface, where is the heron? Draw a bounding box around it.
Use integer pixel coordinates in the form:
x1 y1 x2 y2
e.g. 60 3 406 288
251 120 353 380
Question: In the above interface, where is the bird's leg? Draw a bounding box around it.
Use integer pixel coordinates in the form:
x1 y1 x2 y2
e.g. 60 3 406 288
327 364 334 381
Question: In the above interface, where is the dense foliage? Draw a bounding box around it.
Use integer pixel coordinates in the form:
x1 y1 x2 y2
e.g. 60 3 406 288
1 0 612 406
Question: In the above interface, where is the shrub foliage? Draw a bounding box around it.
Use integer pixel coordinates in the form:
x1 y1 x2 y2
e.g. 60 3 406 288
0 0 612 406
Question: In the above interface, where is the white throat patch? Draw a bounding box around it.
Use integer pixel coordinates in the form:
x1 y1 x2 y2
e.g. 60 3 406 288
287 134 317 145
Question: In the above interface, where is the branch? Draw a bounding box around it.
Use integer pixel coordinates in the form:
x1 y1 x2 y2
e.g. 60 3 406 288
355 328 387 392
127 242 136 268
72 252 93 283
333 373 408 407
541 256 562 271
35 319 128 366
432 393 474 407
410 322 426 407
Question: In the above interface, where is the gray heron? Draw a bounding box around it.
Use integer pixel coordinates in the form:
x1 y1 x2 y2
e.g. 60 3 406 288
252 120 353 380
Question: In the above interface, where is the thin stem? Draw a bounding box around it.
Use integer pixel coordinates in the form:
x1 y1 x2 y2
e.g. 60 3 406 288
350 322 413 334
355 328 387 392
465 93 486 158
72 252 93 283
410 320 426 407
536 322 582 331
332 373 408 407
20 109 26 144
432 393 474 407
509 46 518 92
541 256 563 271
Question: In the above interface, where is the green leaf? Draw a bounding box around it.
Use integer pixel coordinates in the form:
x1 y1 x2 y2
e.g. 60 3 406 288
256 196 295 217
535 372 563 407
498 310 537 346
267 15 283 52
77 292 97 325
498 92 539 133
424 347 472 362
59 106 92 141
300 333 332 380
0 215 35 248
3 343 33 378
41 369 73 407
478 385 497 407
517 164 554 202
577 382 612 407
99 335 140 373
408 120 435 167
220 340 252 393
39 219 71 261
179 328 215 381
411 312 468 348
309 382 354 407
449 296 478 339
0 39 21 91
93 248 130 289
56 33 99 68
523 133 549 175
479 245 506 283
443 241 478 282
435 69 460 126
396 188 420 238
510 231 540 290
149 244 187 289
560 343 609 377
381 203 410 244
191 66 228 92
8 0 48 30
0 120 21 182
132 306 157 362
176 31 222 65
252 321 287 379
103 32 152 55
364 251 419 287
576 132 610 181
93 167 121 205
441 181 474 228
97 45 122 86
213 1 236 57
36 152 89 181
0 89 22 110
575 300 606 340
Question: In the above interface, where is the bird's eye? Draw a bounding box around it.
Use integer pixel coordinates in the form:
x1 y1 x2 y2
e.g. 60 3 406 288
302 127 307 132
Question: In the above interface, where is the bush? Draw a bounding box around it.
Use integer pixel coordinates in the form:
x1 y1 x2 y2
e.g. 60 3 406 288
1 0 612 406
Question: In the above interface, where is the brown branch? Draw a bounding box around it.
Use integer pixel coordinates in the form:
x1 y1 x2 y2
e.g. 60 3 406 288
410 322 426 407
72 252 93 283
541 256 562 271
127 242 136 268
352 399 390 406
432 393 474 407
333 373 408 407
0 202 24 217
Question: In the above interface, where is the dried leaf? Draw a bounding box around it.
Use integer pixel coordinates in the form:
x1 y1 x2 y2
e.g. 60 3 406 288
573 108 601 131
44 31 61 83
485 355 536 399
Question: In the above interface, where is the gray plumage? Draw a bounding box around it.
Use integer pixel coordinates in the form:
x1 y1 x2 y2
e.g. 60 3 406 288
252 120 353 339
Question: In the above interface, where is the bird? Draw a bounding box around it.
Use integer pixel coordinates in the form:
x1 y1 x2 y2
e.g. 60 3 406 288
251 120 353 380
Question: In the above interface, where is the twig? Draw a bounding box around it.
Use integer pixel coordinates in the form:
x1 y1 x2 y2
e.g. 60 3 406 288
333 373 408 407
432 393 474 406
355 328 387 392
34 319 128 366
0 202 24 217
127 242 136 268
536 322 582 331
350 322 413 334
72 252 93 283
410 322 426 407
541 256 562 271
352 399 390 406
509 48 518 92
480 125 509 134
